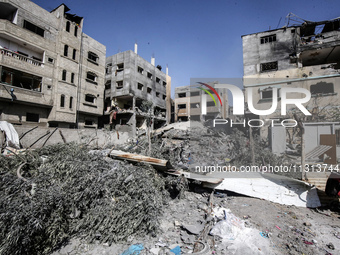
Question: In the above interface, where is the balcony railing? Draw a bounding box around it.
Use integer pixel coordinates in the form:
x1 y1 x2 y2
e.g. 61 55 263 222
0 48 43 66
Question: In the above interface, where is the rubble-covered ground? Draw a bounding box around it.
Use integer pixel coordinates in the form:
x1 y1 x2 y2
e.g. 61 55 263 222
52 190 340 255
1 122 339 255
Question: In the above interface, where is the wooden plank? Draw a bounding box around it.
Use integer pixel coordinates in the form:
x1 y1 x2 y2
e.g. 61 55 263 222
109 150 171 168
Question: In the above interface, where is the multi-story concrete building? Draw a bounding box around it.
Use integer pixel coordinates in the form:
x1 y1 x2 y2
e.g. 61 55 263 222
0 0 106 128
104 45 171 135
174 82 229 122
242 16 340 137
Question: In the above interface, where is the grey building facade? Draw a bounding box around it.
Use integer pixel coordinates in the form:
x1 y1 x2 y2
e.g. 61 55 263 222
104 46 171 134
0 0 106 128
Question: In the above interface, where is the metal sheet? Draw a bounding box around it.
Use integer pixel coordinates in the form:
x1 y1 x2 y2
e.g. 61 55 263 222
305 145 332 160
203 172 321 208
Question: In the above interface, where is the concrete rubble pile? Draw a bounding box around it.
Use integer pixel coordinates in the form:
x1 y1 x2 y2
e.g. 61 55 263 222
122 121 285 175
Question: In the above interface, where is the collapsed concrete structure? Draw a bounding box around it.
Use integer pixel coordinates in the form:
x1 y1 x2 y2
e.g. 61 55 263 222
242 15 340 137
0 0 106 128
103 45 171 136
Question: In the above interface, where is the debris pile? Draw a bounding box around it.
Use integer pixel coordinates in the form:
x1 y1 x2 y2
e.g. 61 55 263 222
0 143 173 254
124 122 285 174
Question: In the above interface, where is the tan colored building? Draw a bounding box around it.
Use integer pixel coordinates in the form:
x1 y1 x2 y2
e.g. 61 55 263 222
0 0 106 128
174 82 229 122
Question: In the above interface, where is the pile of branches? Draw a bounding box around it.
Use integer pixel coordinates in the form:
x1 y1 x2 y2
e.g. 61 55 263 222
0 143 169 255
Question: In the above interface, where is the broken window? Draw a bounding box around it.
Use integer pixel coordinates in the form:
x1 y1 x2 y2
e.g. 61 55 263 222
64 45 68 57
147 87 152 94
260 61 278 72
23 20 44 37
259 86 280 100
60 94 65 107
69 96 73 109
163 81 167 87
206 101 215 107
310 82 334 95
261 90 273 99
66 21 70 32
260 34 276 44
163 95 166 100
106 63 112 74
74 26 78 37
105 80 111 89
156 92 160 97
191 103 200 108
48 57 54 64
1 66 42 91
85 120 93 125
137 66 144 74
85 94 96 103
62 70 67 81
116 80 123 89
147 72 152 79
190 91 200 96
178 104 186 109
156 77 161 83
71 73 75 83
0 3 18 23
88 52 98 63
137 83 143 90
72 49 76 60
178 93 186 98
86 72 97 84
117 63 124 71
26 112 39 122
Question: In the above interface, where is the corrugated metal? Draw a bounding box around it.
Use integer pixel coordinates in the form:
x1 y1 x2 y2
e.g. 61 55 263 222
305 145 332 160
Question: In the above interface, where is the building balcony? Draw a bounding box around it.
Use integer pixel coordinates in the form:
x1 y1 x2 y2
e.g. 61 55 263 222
1 48 43 66
0 82 53 107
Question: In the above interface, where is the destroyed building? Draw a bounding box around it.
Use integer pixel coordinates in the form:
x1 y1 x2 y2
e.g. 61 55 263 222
174 82 229 122
0 0 106 128
242 15 340 135
104 44 171 136
242 15 340 160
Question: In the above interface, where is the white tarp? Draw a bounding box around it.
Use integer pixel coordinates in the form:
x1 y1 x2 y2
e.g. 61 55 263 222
0 121 20 148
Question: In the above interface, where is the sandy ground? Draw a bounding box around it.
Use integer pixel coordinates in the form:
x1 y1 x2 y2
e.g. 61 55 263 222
52 190 340 255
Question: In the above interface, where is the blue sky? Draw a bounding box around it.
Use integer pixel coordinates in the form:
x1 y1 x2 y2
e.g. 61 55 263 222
32 0 340 96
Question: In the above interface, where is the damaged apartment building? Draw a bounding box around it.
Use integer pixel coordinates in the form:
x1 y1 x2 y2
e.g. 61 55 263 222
174 82 229 122
104 44 171 136
0 0 106 128
242 15 340 138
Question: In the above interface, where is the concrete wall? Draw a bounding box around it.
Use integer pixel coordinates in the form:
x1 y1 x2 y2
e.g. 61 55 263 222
242 27 298 77
15 126 131 149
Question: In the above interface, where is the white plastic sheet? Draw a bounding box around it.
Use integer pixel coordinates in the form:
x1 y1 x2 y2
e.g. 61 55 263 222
0 121 20 148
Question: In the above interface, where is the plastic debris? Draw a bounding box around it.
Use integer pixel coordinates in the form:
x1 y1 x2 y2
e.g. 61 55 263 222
170 245 181 255
121 244 144 255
